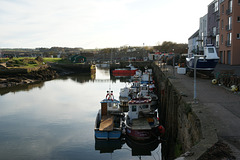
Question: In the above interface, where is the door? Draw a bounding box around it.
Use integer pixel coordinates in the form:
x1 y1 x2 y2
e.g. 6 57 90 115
101 103 107 116
130 105 138 119
227 51 231 65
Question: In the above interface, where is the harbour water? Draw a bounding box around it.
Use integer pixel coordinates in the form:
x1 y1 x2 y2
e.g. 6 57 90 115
0 67 161 160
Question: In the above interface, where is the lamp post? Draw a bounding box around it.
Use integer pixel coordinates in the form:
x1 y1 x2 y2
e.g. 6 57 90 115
193 55 206 103
172 49 175 77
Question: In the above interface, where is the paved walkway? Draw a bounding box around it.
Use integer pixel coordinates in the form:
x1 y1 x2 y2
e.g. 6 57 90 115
162 64 240 159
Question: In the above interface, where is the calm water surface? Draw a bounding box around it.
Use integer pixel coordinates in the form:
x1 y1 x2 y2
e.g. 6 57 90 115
0 67 161 160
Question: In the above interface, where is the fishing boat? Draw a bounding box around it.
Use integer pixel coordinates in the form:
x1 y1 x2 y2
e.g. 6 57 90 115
125 97 163 141
119 86 131 112
112 64 138 76
186 45 219 71
95 91 125 140
141 68 153 84
133 70 142 79
137 84 158 107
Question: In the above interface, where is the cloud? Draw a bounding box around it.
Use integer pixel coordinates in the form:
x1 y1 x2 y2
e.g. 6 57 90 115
0 0 212 48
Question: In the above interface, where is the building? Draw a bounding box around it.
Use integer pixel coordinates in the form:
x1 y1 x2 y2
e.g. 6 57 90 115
207 0 220 51
199 14 208 54
218 0 240 65
188 30 200 57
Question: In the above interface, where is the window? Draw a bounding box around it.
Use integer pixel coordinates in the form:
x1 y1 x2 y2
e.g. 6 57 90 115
238 17 240 22
221 20 224 29
213 27 217 35
227 32 232 46
208 48 215 53
220 51 223 63
221 35 224 44
214 1 219 12
222 4 224 14
142 105 149 109
216 35 219 47
132 106 136 112
228 0 232 13
239 0 240 5
237 34 240 39
112 103 118 109
227 50 231 65
227 16 232 30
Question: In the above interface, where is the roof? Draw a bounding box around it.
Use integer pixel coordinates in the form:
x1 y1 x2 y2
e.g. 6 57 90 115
188 29 199 40
101 99 120 103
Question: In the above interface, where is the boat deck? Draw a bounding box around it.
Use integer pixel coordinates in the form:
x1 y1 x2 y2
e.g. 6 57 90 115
132 118 151 130
99 115 114 131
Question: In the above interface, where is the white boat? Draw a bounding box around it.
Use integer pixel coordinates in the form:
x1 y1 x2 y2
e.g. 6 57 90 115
141 68 153 84
129 80 141 99
119 86 131 112
186 45 219 71
137 84 158 107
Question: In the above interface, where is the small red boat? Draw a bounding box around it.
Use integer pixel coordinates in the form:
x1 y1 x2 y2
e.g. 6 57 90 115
112 64 138 76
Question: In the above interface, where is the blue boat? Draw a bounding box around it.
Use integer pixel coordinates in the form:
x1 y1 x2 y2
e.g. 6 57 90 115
94 91 124 140
186 45 219 71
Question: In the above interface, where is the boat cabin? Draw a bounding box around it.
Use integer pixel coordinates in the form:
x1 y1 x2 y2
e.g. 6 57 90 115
203 46 219 60
120 87 130 98
101 91 120 116
128 98 152 121
141 72 153 84
138 84 149 97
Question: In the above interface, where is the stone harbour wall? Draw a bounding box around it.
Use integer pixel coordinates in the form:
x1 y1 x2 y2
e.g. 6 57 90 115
152 62 217 160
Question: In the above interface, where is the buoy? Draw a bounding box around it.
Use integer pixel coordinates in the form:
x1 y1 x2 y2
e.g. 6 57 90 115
158 125 165 135
231 85 238 92
212 79 217 85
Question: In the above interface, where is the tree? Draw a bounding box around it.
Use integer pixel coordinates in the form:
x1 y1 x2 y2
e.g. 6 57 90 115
153 41 187 54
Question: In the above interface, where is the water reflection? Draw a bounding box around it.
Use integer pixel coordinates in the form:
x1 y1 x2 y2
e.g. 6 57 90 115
0 82 45 96
125 137 161 157
95 139 124 153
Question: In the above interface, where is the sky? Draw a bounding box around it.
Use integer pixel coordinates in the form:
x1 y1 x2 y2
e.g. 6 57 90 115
0 0 212 49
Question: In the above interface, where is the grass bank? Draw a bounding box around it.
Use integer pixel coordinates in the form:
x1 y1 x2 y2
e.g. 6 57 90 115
0 57 65 68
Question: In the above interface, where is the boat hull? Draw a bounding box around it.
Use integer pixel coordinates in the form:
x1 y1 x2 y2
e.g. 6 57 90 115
186 58 219 70
112 72 135 77
125 125 160 141
94 109 123 140
112 70 137 76
95 130 122 140
126 127 152 140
